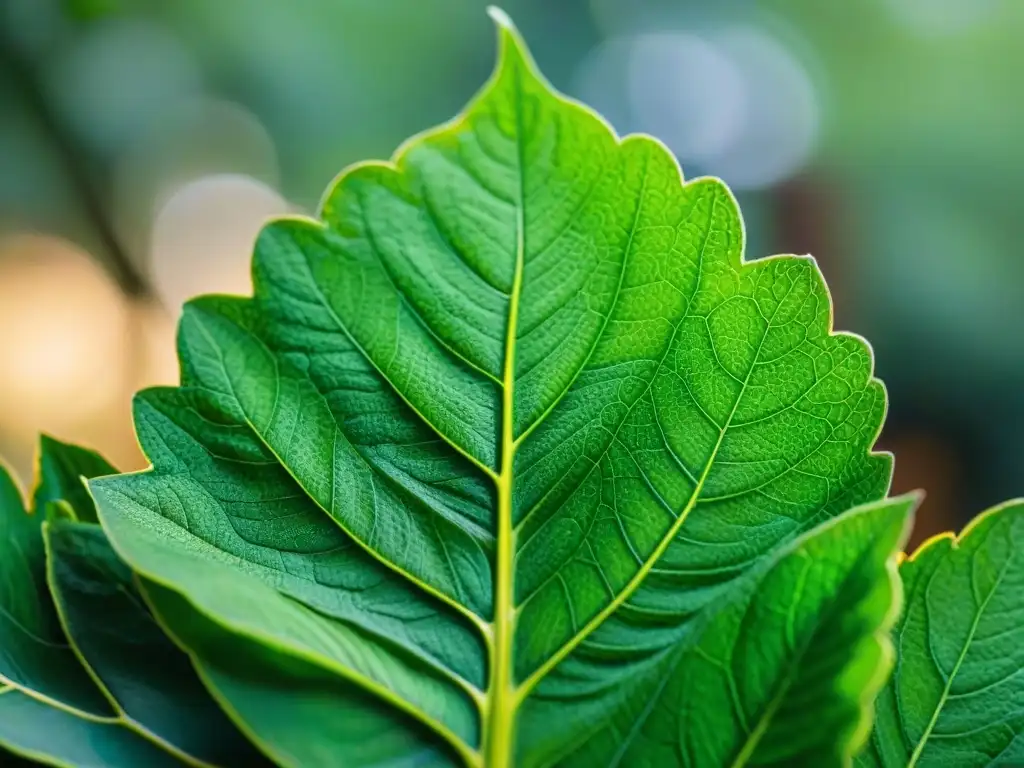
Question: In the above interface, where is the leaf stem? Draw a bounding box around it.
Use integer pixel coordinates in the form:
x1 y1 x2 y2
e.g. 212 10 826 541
485 226 522 768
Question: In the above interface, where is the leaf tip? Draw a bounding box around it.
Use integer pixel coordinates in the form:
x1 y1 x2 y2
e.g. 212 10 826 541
487 6 536 79
879 491 923 542
486 5 514 30
37 432 59 453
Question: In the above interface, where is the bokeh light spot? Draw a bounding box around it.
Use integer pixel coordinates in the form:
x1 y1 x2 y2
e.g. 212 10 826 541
0 233 129 436
149 173 289 315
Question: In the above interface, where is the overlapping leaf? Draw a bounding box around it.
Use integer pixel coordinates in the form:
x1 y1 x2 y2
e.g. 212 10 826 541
0 441 112 717
0 438 264 767
859 500 1024 768
90 9 897 767
539 494 914 766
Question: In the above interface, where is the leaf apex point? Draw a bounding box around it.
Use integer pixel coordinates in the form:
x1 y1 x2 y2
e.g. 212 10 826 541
892 489 926 507
486 6 514 29
488 5 533 71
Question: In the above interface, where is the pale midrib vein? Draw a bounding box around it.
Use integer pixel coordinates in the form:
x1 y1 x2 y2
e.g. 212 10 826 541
0 676 117 726
906 552 1011 768
482 53 527 768
516 277 788 702
729 671 794 768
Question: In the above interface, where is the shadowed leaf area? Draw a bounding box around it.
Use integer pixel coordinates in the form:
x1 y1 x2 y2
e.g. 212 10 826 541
0 437 266 767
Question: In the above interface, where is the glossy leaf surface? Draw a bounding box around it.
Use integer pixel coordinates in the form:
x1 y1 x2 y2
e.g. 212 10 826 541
91 9 894 767
47 518 270 766
34 435 116 523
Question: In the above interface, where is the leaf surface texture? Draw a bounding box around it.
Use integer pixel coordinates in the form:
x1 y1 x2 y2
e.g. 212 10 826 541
90 10 895 767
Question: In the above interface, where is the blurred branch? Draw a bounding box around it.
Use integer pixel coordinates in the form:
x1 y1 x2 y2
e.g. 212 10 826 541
0 40 152 298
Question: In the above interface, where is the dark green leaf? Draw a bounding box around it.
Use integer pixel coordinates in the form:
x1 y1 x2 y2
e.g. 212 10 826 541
1 441 268 767
859 500 1024 768
0 458 112 716
46 517 271 767
0 685 181 768
142 579 463 768
34 435 117 524
91 9 894 766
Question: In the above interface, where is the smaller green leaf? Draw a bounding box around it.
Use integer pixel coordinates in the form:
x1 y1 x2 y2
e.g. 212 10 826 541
0 685 181 768
46 517 272 767
530 494 916 768
859 499 1024 768
0 457 112 716
34 435 116 524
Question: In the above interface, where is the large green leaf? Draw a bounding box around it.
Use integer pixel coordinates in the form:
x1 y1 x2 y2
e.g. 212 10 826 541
531 494 914 767
139 495 913 768
859 499 1024 768
91 9 893 767
0 439 266 767
141 579 465 768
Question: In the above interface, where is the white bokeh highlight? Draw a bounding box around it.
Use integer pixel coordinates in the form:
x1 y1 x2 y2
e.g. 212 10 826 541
574 25 821 190
627 33 746 164
148 173 289 315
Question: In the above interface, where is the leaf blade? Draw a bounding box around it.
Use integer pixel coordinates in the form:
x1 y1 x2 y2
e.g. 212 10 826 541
90 9 895 766
0 686 182 768
34 435 117 524
140 578 469 768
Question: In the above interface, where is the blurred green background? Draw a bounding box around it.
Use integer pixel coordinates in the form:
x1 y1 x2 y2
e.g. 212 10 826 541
0 0 1020 546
